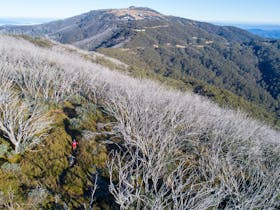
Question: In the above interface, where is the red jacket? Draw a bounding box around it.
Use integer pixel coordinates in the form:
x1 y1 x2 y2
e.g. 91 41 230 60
72 141 78 149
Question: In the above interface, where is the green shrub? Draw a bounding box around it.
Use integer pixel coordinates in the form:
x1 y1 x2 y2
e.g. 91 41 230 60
1 162 20 172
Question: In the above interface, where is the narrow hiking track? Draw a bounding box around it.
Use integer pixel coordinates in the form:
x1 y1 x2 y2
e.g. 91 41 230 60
58 104 81 186
57 101 120 208
143 24 169 29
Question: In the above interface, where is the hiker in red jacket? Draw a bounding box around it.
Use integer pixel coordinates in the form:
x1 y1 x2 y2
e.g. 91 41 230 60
72 139 78 153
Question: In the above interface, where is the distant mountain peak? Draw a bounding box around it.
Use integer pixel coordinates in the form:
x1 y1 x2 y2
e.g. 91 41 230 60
106 6 164 20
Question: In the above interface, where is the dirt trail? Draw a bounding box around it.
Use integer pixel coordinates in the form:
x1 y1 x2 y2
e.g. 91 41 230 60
143 24 169 29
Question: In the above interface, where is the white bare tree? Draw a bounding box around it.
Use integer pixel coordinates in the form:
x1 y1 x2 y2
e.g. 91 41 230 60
0 94 53 153
0 186 48 210
104 79 280 209
0 78 14 104
108 150 144 209
83 173 99 210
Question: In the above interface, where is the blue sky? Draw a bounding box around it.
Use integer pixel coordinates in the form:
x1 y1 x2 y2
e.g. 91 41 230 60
0 0 279 24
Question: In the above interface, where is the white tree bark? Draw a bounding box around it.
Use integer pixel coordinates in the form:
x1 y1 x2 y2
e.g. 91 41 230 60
0 95 53 153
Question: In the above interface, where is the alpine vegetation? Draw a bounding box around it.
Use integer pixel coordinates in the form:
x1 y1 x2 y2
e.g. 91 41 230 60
0 34 279 209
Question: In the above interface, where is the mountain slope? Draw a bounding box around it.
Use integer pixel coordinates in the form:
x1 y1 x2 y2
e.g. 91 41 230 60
0 7 260 49
0 7 165 49
1 7 280 126
0 34 279 209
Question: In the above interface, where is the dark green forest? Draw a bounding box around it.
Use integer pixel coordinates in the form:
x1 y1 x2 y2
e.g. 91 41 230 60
98 16 280 127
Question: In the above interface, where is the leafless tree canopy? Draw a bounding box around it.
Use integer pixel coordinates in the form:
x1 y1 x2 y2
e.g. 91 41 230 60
0 35 279 209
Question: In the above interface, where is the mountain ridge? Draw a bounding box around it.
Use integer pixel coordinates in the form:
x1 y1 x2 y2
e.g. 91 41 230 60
0 7 261 48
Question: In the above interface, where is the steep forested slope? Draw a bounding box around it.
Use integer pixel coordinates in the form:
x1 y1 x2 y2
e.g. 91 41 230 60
1 7 279 126
0 35 279 209
99 14 280 124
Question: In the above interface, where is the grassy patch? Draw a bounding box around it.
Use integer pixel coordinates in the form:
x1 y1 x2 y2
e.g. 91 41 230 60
12 34 54 48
